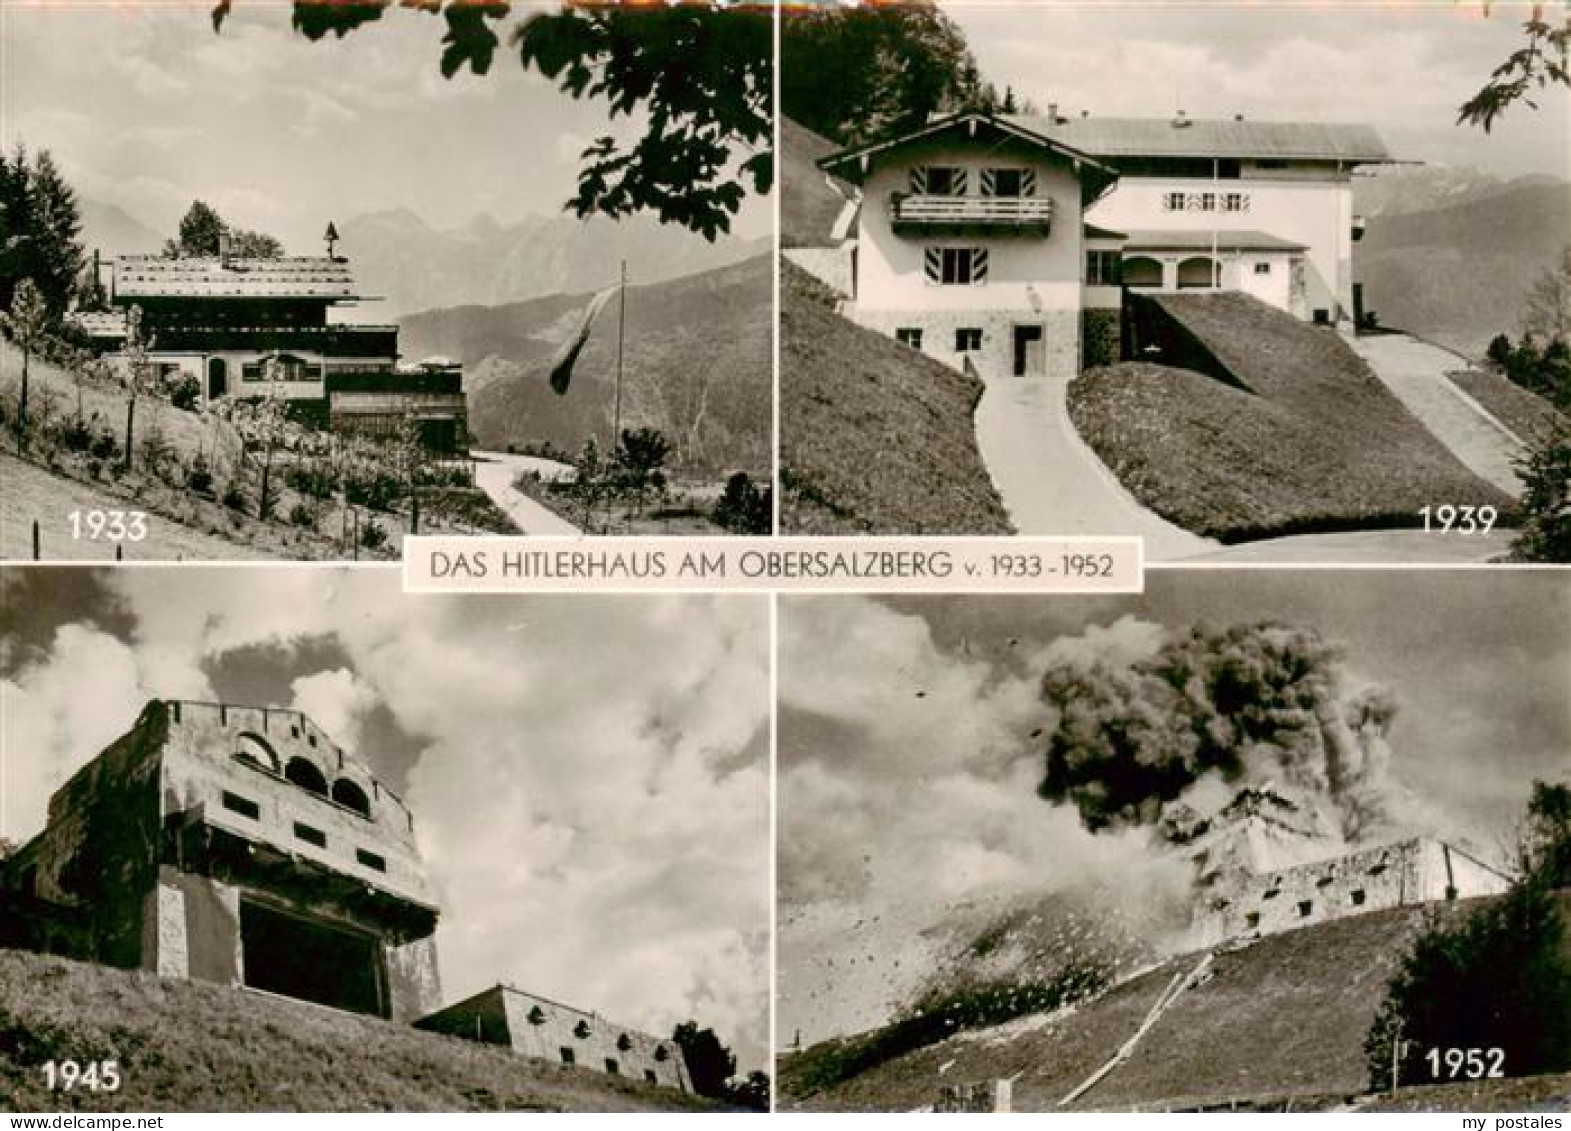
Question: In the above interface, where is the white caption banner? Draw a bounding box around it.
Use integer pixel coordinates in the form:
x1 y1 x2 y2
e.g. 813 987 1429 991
402 536 1143 594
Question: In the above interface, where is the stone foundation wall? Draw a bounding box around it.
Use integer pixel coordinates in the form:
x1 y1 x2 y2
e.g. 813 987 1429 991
848 306 1080 383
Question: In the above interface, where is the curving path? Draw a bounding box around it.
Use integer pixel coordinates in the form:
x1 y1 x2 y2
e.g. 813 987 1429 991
470 450 582 537
1350 334 1524 495
973 374 1217 561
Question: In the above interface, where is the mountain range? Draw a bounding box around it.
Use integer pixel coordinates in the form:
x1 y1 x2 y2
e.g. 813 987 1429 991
400 254 772 477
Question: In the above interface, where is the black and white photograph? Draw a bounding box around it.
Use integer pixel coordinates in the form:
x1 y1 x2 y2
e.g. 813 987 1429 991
0 567 771 1111
776 573 1571 1111
779 1 1568 564
1 1 773 562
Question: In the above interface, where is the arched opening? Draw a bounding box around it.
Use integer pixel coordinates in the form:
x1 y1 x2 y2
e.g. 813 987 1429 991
284 756 329 797
1176 256 1220 289
332 778 371 818
1122 256 1163 289
207 357 227 399
234 732 280 774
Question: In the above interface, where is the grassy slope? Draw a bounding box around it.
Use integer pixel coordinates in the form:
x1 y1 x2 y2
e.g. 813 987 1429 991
401 256 772 478
1 342 512 562
1449 367 1568 447
1068 294 1515 541
779 262 1012 535
782 894 1571 1112
782 117 852 249
0 950 722 1113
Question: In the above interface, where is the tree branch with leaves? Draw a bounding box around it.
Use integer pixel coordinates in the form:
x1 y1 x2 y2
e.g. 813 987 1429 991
1459 2 1571 131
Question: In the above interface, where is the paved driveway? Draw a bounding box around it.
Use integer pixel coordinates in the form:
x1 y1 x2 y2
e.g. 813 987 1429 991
973 375 1217 561
1350 334 1524 495
471 450 582 536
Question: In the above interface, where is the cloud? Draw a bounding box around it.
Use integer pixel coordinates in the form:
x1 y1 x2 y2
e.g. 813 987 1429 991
3 572 770 1068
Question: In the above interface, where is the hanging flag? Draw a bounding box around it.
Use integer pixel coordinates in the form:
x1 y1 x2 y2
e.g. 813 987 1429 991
548 285 617 395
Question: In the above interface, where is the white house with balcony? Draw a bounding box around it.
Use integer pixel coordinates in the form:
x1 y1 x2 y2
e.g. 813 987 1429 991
815 110 1392 380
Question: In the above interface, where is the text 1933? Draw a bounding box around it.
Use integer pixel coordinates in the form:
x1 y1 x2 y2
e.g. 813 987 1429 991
68 509 148 542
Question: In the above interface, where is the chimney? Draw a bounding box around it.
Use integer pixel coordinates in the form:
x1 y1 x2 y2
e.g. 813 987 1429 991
1234 113 1245 122
1081 109 1090 118
1047 102 1058 124
218 229 232 267
1173 109 1191 129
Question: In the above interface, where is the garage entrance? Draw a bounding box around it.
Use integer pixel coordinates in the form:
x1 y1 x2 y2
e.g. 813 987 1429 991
240 898 387 1017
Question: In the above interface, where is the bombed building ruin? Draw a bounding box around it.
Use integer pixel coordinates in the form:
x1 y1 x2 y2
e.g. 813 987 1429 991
0 699 441 1022
417 985 693 1093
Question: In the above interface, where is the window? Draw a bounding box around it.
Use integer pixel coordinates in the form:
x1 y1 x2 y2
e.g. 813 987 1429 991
574 1019 592 1039
604 1059 620 1075
293 822 327 848
356 849 387 873
222 791 260 820
560 1048 576 1066
895 327 924 350
528 1006 548 1025
1262 888 1280 900
645 1070 658 1085
1298 900 1313 918
1253 262 1272 275
1245 912 1260 929
984 168 1030 198
1224 192 1251 213
1256 158 1288 170
914 165 966 196
1162 191 1187 211
924 246 987 286
617 1034 634 1052
234 733 280 774
955 327 982 352
654 1046 671 1062
1087 251 1122 286
1369 862 1389 876
1350 889 1366 907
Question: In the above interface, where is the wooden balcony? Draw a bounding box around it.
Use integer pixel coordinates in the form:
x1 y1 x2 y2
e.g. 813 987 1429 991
891 193 1053 236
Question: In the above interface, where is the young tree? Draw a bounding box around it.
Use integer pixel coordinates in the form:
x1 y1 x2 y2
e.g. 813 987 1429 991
614 426 672 517
119 304 156 472
1 277 49 442
1522 244 1571 344
229 227 284 258
671 1021 737 1100
210 1 771 241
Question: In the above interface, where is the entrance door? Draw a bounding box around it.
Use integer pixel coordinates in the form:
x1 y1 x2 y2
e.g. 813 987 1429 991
1013 325 1045 377
207 358 228 399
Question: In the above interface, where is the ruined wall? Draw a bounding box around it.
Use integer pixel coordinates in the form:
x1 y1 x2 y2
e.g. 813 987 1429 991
1202 837 1510 944
418 986 692 1092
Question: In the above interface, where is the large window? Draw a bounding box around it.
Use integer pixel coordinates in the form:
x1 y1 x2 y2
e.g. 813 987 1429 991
1086 250 1122 286
983 167 1033 197
924 246 988 286
955 327 982 352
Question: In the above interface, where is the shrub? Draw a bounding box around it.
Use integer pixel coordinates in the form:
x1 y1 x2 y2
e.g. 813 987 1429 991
221 482 248 511
88 431 117 460
167 374 201 412
1510 426 1571 563
187 458 215 496
288 501 317 530
713 471 772 535
60 419 92 452
1487 333 1513 366
358 519 388 550
285 461 337 500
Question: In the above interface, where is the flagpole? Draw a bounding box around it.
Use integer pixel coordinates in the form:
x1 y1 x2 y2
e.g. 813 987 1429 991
613 259 627 448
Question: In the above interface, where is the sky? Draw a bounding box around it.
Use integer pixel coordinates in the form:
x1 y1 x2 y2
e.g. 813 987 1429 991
0 568 771 1069
946 0 1569 181
0 1 770 250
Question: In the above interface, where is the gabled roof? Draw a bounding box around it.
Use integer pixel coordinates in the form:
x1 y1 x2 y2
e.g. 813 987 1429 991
817 112 1119 196
1121 229 1308 252
113 256 360 300
1007 115 1392 164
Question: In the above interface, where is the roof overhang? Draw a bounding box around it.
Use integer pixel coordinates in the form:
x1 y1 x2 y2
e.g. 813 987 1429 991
818 112 1120 200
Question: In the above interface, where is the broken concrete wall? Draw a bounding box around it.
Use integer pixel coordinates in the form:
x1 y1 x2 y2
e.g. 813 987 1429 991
386 935 443 1025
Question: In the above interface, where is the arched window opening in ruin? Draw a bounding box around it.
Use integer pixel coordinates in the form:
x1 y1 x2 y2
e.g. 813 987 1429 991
655 1045 670 1062
332 778 372 818
528 1005 548 1025
574 1019 592 1039
234 732 280 774
284 756 329 797
618 1034 633 1052
1297 900 1313 918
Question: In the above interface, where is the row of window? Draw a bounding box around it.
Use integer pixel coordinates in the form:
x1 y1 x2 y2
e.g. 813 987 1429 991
917 247 1274 293
241 359 324 383
556 1048 660 1084
219 789 388 873
234 734 375 820
1161 191 1251 213
910 165 1036 198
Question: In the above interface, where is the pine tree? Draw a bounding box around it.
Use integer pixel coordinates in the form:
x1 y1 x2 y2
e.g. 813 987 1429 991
0 144 85 317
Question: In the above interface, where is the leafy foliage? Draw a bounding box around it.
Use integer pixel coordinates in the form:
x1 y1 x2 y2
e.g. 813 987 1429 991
0 145 85 317
212 1 771 240
781 3 1019 146
1458 6 1571 132
1510 426 1571 561
613 425 672 514
670 1021 735 1100
2 278 50 438
1522 244 1571 343
712 470 771 535
165 200 284 258
1365 782 1571 1091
